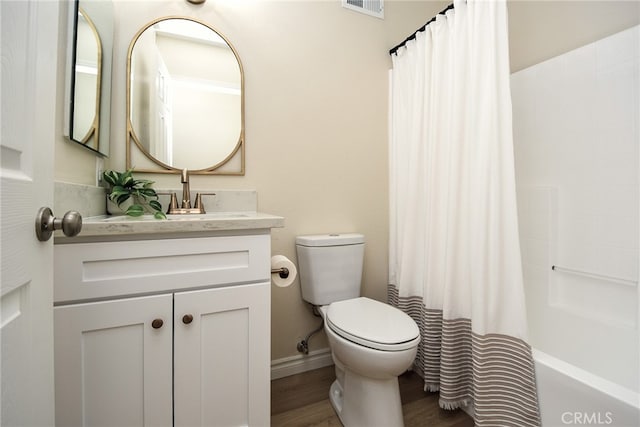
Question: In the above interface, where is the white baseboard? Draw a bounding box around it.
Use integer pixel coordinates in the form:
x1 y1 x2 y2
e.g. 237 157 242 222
271 347 334 380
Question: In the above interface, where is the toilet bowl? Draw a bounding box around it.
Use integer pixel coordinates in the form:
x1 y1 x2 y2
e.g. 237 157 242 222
319 298 420 427
296 233 420 427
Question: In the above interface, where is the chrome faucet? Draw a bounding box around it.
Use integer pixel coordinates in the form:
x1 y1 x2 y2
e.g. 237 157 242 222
163 169 216 215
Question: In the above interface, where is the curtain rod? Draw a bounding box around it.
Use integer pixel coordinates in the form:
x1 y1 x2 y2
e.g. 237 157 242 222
389 2 455 56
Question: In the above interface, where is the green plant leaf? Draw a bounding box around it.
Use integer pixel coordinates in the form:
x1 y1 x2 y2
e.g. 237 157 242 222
105 169 165 219
115 195 131 206
121 175 135 188
110 186 128 195
125 204 145 217
108 187 131 206
138 188 158 198
104 170 125 187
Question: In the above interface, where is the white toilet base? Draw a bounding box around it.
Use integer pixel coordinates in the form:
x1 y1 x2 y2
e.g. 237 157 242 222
330 367 404 427
319 304 417 427
329 380 344 418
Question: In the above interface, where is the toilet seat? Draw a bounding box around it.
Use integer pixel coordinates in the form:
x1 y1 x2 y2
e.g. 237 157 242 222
326 297 420 351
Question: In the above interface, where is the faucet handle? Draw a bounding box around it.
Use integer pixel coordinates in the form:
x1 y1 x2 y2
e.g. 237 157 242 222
158 192 179 214
193 193 216 214
168 193 179 213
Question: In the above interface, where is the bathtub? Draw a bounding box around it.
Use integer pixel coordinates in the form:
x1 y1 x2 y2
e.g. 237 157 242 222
533 349 640 426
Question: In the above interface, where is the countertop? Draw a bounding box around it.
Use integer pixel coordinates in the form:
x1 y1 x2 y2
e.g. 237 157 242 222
54 212 284 243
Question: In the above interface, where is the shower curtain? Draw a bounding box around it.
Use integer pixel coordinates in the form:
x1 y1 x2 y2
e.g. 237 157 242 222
388 0 540 425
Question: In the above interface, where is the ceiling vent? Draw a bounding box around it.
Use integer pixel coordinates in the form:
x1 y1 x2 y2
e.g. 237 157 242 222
342 0 384 19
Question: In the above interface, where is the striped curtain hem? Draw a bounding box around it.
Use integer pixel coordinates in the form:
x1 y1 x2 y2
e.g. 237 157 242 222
389 284 541 427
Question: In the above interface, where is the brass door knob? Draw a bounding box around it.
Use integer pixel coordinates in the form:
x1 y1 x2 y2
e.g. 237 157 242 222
182 314 193 324
151 319 164 329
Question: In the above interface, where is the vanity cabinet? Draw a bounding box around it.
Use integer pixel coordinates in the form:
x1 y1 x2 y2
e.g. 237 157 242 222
173 283 268 426
53 233 271 427
54 293 173 427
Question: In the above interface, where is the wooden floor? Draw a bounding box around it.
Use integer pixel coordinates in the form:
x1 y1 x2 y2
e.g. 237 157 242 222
271 366 474 427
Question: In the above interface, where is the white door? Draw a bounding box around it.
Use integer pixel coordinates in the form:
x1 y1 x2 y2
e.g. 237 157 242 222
153 57 173 164
174 282 271 427
54 294 173 427
1 1 59 425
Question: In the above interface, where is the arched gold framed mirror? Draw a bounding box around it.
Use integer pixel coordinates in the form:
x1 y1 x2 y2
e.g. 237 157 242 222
126 17 244 175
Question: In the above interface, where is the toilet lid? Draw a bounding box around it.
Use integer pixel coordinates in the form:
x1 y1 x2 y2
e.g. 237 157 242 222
326 297 420 351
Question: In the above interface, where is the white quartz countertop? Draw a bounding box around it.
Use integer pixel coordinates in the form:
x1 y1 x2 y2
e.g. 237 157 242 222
55 212 284 242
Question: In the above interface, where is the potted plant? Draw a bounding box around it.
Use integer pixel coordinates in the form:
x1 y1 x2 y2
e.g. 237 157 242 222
103 169 166 219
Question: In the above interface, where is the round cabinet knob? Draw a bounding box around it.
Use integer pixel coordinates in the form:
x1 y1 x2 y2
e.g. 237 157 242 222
182 314 193 324
151 319 164 329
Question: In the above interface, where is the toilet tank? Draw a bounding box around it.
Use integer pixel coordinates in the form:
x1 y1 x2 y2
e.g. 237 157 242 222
295 233 365 306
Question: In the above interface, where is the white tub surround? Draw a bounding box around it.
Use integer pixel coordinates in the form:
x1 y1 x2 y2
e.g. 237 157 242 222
512 25 639 392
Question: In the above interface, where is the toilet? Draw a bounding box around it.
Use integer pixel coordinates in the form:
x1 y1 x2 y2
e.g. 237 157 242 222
296 233 420 427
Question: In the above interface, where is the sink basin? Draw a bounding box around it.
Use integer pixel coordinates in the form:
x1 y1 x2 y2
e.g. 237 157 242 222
99 212 251 222
166 213 250 221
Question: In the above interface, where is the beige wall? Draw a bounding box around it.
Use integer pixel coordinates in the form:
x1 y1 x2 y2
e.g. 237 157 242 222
54 0 639 361
508 1 640 72
103 0 443 360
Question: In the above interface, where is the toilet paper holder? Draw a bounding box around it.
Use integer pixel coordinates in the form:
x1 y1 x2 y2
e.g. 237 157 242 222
271 267 290 279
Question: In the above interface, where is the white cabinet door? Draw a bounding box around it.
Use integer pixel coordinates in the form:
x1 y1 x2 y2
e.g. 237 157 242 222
174 282 271 427
54 294 173 427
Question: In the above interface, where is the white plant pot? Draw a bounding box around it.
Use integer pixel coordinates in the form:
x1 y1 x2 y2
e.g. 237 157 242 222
106 197 132 216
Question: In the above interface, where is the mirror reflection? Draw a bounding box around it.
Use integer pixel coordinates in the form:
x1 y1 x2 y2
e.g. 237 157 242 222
71 8 101 148
127 18 244 174
67 0 114 156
